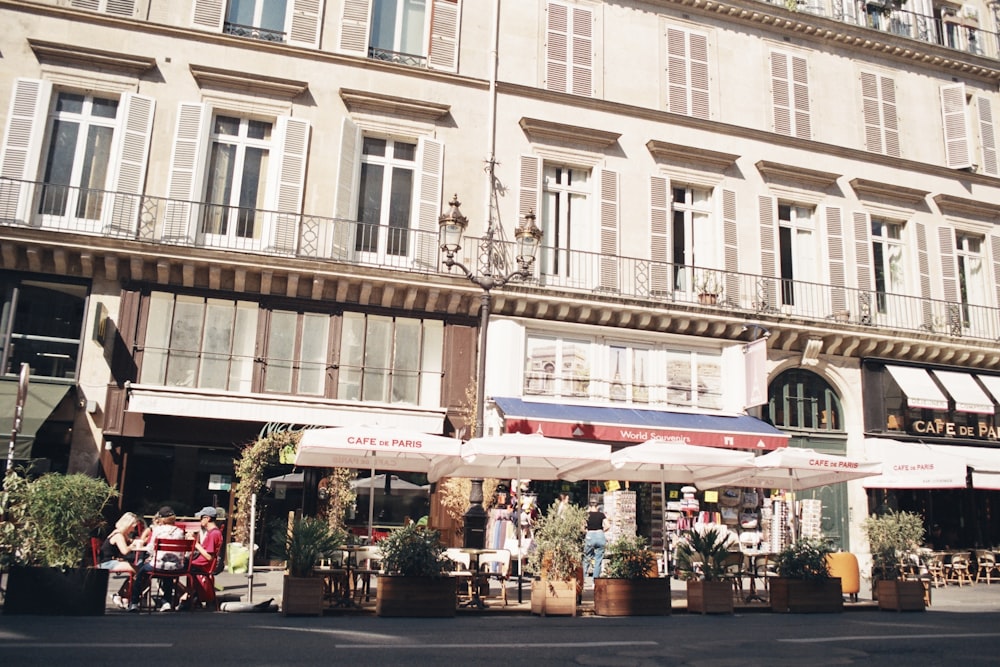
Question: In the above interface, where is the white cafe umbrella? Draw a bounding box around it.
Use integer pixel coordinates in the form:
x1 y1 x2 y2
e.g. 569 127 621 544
295 426 461 539
428 432 612 602
561 440 758 569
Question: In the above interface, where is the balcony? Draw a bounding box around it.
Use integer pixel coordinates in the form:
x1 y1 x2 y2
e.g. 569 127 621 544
1 176 998 345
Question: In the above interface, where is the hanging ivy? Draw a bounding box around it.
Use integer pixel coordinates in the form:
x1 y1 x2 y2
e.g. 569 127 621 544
232 431 354 543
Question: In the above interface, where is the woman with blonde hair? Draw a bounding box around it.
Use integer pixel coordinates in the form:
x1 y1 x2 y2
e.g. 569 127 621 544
99 512 143 609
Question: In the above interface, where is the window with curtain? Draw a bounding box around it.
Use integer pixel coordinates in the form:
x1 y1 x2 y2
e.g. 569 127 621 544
778 202 816 307
671 185 712 293
370 0 427 63
39 92 118 222
355 137 415 260
540 164 591 279
201 115 271 245
871 218 906 314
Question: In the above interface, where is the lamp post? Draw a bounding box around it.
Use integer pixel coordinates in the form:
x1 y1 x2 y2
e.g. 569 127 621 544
438 194 542 549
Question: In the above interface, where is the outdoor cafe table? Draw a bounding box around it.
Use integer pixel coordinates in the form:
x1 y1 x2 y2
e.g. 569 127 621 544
457 547 492 609
314 545 367 608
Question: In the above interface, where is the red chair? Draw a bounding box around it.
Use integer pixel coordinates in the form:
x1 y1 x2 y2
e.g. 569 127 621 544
187 549 220 611
93 536 136 607
145 538 194 612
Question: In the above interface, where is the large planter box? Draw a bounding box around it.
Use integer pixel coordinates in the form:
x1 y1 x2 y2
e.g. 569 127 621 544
281 576 325 616
376 576 456 617
530 578 578 616
686 579 734 614
3 566 109 616
593 577 671 616
769 577 844 613
875 579 927 611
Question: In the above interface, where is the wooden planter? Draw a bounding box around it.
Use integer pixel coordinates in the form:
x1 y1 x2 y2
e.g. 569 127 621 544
875 579 927 611
686 579 734 614
376 576 456 617
769 577 844 613
281 575 325 616
3 566 109 616
593 577 671 616
530 578 578 616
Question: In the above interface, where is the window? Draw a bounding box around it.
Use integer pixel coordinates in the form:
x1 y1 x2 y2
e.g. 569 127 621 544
666 349 721 410
665 26 709 119
38 92 118 226
524 336 591 398
337 312 443 406
778 203 817 306
955 231 985 321
264 310 330 395
871 218 906 314
770 50 810 139
338 0 460 71
225 0 289 42
142 293 258 391
545 1 593 96
671 185 712 294
201 116 272 247
540 165 591 279
0 278 86 379
860 72 899 157
768 368 844 432
607 345 650 404
356 137 414 260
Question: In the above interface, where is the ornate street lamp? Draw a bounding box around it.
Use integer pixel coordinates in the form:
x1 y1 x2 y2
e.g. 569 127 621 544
438 194 542 548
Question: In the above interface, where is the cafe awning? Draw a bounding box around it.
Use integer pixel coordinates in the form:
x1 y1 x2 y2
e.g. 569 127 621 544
884 365 949 410
927 443 1000 490
491 397 788 451
931 370 994 414
0 380 73 460
862 438 968 489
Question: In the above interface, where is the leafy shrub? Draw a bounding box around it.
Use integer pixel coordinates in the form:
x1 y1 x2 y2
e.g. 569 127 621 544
602 535 658 579
527 502 587 583
675 525 737 581
776 538 833 580
379 522 448 577
279 516 346 577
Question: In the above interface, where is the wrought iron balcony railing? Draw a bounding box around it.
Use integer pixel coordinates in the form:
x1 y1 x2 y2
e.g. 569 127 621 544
2 177 997 342
223 22 286 43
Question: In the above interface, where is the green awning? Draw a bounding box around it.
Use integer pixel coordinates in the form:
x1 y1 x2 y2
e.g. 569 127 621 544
0 380 73 461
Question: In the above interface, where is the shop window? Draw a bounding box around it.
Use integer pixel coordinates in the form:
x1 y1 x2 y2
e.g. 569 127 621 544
337 312 442 407
608 345 650 404
263 311 331 395
0 277 87 379
524 335 591 398
768 368 844 432
666 349 721 410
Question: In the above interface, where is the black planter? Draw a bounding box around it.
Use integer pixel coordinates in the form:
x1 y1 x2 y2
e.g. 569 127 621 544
3 566 110 615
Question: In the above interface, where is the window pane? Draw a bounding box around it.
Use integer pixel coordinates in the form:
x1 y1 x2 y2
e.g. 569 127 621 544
76 125 113 218
697 357 722 410
264 310 296 393
525 336 556 395
199 300 235 390
204 143 236 234
386 167 412 255
165 298 204 387
667 351 692 405
91 97 118 119
142 293 174 385
632 349 650 403
338 312 365 400
227 0 254 25
40 120 78 215
229 302 258 392
391 318 420 403
362 316 392 402
356 163 384 251
261 0 288 31
562 340 590 397
298 313 329 395
214 116 240 135
55 93 83 114
7 281 86 379
419 319 442 407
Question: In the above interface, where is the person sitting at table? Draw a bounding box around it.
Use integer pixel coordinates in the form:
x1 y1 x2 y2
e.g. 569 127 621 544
127 506 186 612
179 506 223 610
99 512 142 609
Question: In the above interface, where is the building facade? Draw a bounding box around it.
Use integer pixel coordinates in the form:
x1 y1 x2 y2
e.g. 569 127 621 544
3 0 1000 579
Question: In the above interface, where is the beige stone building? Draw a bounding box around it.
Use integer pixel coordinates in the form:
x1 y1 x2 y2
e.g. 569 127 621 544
3 0 1000 584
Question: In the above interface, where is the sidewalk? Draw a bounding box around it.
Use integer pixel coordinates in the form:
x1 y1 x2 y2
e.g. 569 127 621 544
203 569 1000 616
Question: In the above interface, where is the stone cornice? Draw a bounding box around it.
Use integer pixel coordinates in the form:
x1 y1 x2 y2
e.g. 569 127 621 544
189 65 308 99
646 140 739 171
850 178 930 206
518 117 621 150
933 193 1000 219
756 160 841 190
28 38 157 77
340 89 451 122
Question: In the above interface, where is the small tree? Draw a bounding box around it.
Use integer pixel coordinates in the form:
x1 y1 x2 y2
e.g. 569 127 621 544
527 502 587 583
675 525 737 581
279 516 346 577
775 538 834 581
862 509 925 581
602 535 658 579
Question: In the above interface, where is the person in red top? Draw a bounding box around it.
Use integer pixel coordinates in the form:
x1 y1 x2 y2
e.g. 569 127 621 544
181 506 222 609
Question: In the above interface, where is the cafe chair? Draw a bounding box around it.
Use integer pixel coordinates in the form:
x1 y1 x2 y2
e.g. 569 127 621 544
926 553 947 588
444 548 474 602
92 536 136 607
351 546 382 603
187 548 222 610
947 552 973 586
975 550 999 584
720 552 746 598
145 538 194 613
477 549 511 606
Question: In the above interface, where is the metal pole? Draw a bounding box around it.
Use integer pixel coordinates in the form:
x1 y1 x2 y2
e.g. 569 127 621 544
6 363 29 473
247 492 256 603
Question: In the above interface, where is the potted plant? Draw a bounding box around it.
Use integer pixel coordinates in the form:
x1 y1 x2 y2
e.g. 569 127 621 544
675 525 737 614
527 502 586 616
593 535 670 616
375 522 455 617
694 270 723 305
279 516 344 616
1 471 117 615
862 509 927 611
770 538 844 613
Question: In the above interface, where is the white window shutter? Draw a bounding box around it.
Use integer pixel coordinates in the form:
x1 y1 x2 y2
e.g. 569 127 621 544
914 221 933 328
991 231 1000 308
941 83 972 169
649 175 670 295
0 78 51 224
825 205 847 314
569 5 593 97
852 211 873 293
70 0 100 10
545 2 569 93
518 155 542 218
791 54 811 140
331 117 360 261
105 0 136 16
667 27 710 119
339 0 372 56
107 93 155 236
977 96 998 176
861 72 883 154
722 188 739 302
938 226 959 303
164 102 211 241
758 194 778 310
880 75 900 157
414 136 444 269
268 116 310 254
770 51 792 136
428 0 460 72
191 0 226 32
288 0 324 49
597 168 619 292
689 31 710 120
